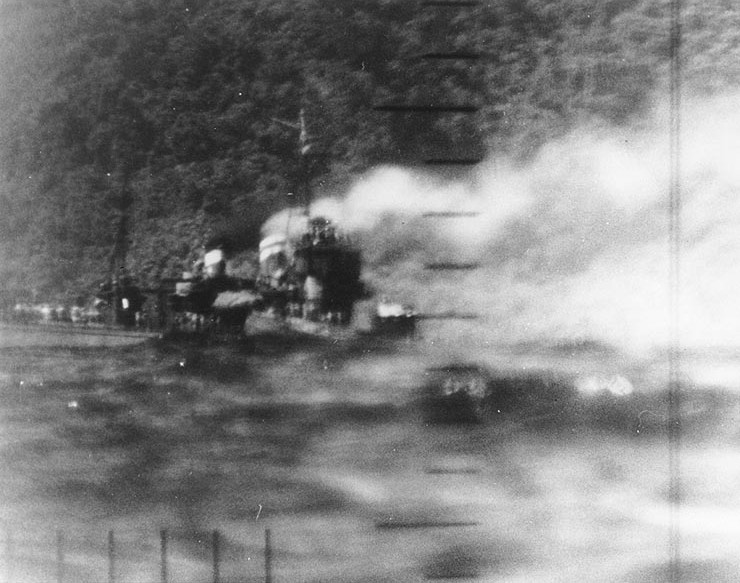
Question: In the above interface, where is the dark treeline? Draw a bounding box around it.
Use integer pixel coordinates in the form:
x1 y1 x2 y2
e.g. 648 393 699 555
0 0 734 301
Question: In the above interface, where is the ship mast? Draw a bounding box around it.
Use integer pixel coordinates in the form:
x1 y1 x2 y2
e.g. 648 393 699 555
271 108 315 217
297 108 314 215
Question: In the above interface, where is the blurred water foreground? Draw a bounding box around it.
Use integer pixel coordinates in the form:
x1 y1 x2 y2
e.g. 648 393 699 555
1 327 740 582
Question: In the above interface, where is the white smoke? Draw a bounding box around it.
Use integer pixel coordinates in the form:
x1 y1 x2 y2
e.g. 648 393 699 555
267 95 740 352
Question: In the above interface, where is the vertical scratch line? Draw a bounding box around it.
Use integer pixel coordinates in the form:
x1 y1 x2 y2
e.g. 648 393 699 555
668 0 682 581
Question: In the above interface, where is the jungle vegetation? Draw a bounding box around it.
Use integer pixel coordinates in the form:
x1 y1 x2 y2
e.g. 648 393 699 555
0 0 735 300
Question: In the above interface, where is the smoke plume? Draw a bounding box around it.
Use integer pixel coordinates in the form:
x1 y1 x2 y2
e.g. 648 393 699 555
302 95 740 352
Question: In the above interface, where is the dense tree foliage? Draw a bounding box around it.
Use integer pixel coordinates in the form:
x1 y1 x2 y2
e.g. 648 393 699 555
0 0 730 300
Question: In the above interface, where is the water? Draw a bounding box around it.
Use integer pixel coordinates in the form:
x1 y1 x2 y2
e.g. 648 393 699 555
1 332 739 582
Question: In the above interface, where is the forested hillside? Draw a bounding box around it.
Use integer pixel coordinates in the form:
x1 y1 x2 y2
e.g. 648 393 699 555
0 0 735 301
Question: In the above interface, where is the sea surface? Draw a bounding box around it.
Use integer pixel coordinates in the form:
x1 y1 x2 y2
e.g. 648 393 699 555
1 327 739 582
